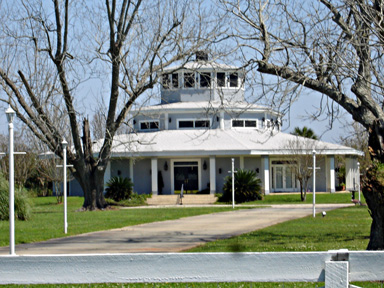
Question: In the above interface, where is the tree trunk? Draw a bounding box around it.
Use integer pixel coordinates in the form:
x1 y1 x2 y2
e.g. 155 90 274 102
362 163 384 250
72 118 107 211
362 126 384 250
300 180 306 201
73 163 106 210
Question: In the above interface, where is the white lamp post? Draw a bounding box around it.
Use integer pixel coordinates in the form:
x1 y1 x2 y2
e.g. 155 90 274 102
6 106 16 255
62 139 68 234
357 162 361 203
312 150 316 218
231 158 235 209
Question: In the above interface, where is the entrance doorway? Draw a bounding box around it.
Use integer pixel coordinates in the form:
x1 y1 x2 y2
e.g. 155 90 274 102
174 161 199 193
271 161 297 192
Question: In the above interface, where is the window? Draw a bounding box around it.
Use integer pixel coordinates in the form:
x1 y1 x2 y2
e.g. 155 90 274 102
195 120 210 128
232 119 257 128
184 72 195 88
232 120 243 127
245 120 257 127
217 72 226 87
199 72 211 88
162 74 170 89
229 73 238 87
178 120 194 128
162 73 178 89
140 121 159 131
171 73 179 88
178 119 210 129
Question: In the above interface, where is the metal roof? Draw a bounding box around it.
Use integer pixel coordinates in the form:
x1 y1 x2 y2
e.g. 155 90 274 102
93 129 364 158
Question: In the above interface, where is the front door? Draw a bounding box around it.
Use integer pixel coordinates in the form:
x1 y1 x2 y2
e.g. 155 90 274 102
271 162 297 192
174 161 199 193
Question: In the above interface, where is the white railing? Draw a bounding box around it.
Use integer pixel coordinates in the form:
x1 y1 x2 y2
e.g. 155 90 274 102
1 250 383 287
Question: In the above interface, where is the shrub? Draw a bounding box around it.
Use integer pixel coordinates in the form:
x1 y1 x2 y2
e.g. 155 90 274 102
105 176 133 202
222 169 262 203
0 174 31 221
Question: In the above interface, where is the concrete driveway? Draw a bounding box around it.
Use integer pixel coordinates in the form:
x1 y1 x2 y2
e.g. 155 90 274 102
0 204 353 255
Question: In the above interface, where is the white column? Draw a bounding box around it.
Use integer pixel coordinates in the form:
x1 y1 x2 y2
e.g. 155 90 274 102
326 156 336 193
330 156 335 193
103 161 111 192
164 113 169 130
209 156 216 194
151 158 158 195
239 156 244 170
345 157 357 191
261 156 270 195
220 110 224 130
129 158 134 181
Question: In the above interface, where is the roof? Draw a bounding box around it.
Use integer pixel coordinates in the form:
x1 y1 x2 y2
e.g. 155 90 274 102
133 101 278 116
93 129 364 158
163 61 240 73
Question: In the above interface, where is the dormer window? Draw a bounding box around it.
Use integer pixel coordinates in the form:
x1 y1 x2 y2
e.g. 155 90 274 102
199 72 211 88
217 72 226 87
172 73 179 88
162 74 170 89
162 73 179 89
184 72 195 88
229 73 238 87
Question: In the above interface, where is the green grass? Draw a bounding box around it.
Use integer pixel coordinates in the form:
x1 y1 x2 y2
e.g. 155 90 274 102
0 197 247 247
3 281 383 287
1 194 379 287
247 191 359 205
187 206 371 252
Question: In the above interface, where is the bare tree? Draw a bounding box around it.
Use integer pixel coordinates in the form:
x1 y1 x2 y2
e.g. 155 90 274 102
285 137 319 202
217 0 384 250
0 133 37 189
0 0 218 210
37 156 63 204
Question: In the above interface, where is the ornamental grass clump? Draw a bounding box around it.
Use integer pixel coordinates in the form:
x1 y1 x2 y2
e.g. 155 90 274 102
105 176 133 202
222 169 262 203
0 174 31 221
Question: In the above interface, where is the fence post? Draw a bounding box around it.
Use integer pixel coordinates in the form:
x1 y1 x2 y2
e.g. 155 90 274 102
325 261 349 288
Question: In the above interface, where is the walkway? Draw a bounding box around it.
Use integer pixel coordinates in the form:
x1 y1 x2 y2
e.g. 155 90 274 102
0 204 353 255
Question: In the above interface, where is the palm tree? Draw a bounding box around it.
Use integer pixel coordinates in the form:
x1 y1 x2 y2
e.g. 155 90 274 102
291 126 318 140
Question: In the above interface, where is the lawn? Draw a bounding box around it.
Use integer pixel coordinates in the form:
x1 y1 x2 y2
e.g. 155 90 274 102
1 193 379 287
187 206 371 252
248 191 359 205
0 197 246 247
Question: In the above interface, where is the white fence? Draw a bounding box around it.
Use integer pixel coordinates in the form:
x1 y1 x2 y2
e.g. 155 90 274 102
1 250 384 287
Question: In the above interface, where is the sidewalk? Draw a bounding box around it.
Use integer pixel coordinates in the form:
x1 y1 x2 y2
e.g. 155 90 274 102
0 204 353 255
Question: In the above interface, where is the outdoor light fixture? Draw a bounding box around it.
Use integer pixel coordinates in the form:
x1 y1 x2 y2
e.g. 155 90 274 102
322 211 327 217
216 116 219 122
255 168 259 173
169 118 172 123
164 161 168 171
203 161 207 170
6 106 15 123
219 168 222 174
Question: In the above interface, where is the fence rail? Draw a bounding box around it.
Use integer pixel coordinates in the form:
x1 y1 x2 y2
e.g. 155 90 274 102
1 250 384 287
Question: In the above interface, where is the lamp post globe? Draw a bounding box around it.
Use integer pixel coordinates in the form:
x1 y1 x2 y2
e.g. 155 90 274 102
5 106 15 124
